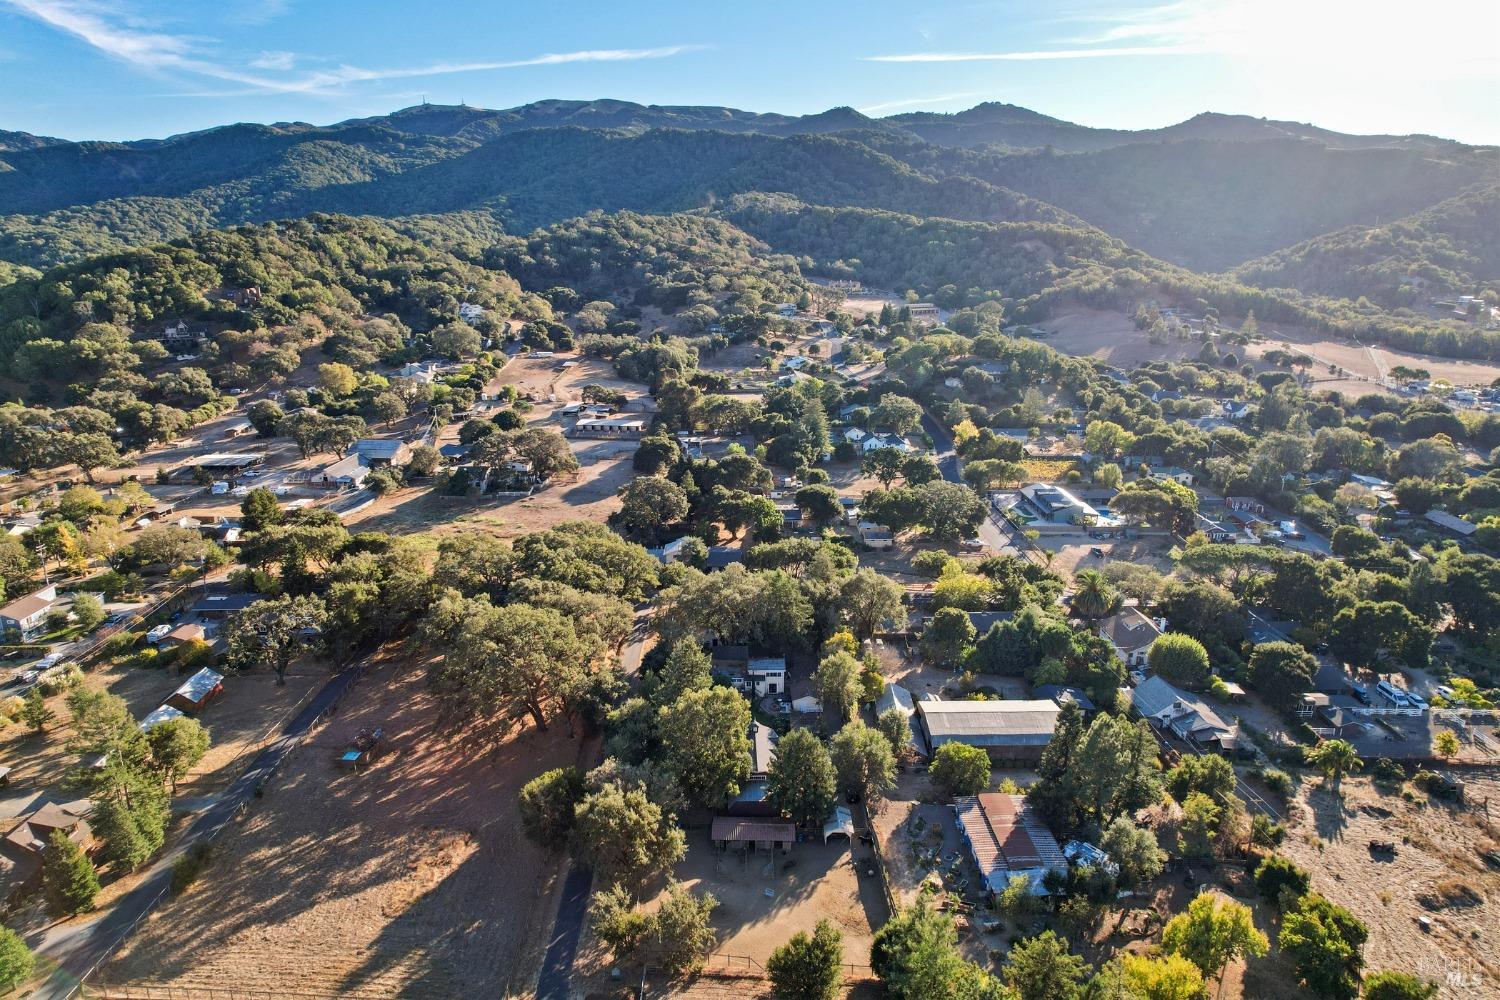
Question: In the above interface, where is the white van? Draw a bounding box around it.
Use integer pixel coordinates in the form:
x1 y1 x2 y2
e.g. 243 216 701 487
146 624 172 644
1375 680 1409 707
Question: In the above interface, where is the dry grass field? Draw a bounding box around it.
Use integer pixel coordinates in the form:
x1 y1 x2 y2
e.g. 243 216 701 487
1276 774 1500 997
1038 308 1500 396
100 660 582 999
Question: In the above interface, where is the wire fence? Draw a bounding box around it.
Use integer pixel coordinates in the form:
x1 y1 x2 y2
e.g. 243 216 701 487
84 985 377 1000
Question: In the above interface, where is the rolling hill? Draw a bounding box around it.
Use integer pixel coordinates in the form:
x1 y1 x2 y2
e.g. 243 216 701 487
0 98 1495 308
1231 183 1500 307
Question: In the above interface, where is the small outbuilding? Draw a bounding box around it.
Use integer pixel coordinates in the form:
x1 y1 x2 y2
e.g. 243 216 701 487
710 816 796 852
822 806 855 844
167 668 225 713
159 623 207 649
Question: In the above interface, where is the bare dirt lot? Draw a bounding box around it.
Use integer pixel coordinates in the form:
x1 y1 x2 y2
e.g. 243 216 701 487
665 834 883 969
100 659 582 999
350 437 636 540
1278 774 1500 997
578 832 885 994
1038 535 1177 580
0 658 321 805
1038 308 1500 397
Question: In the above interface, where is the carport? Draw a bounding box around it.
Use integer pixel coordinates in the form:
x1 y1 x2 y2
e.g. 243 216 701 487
710 816 795 853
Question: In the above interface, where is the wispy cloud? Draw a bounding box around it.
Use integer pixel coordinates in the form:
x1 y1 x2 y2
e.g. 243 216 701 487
869 0 1497 73
250 50 296 71
866 2 1217 63
857 92 981 113
227 0 291 28
3 0 702 96
867 45 1196 63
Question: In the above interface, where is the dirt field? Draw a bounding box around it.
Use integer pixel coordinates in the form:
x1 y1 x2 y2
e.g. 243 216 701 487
1278 774 1500 997
351 353 643 537
1039 308 1500 396
661 834 883 969
0 657 322 804
1037 535 1176 580
350 437 635 540
575 831 885 994
100 659 582 999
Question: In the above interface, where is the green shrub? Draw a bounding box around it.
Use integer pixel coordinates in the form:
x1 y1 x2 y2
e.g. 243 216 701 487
100 630 142 658
1255 767 1294 798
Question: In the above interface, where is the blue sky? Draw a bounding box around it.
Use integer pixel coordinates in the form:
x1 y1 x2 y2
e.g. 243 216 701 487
1 0 1496 143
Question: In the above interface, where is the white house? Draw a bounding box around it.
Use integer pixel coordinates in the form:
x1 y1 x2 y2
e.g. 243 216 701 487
457 303 486 323
746 657 787 697
842 427 869 445
858 521 895 550
649 536 696 563
1147 466 1196 487
0 584 59 641
861 434 914 454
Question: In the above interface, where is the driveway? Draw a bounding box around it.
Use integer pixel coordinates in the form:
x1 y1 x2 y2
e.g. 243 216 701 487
535 606 653 1000
26 661 368 1000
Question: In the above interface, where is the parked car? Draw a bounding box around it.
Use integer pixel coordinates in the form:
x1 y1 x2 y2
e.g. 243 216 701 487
146 624 172 644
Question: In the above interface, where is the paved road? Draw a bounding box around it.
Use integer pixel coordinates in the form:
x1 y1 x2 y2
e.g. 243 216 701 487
535 865 595 1000
534 608 653 1000
921 412 1024 557
28 663 367 1000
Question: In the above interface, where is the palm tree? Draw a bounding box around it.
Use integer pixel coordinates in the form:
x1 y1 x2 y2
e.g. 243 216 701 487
1307 739 1362 788
1069 569 1121 620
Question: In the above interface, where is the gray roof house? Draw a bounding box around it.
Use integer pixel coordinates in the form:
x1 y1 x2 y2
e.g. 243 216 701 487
349 439 412 467
1129 676 1238 752
1097 608 1163 667
916 699 1061 763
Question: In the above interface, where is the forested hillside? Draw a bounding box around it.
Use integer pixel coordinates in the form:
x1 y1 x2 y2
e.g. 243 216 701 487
2 100 1494 276
0 210 810 474
720 194 1500 360
1231 183 1500 306
0 127 1073 268
876 137 1496 271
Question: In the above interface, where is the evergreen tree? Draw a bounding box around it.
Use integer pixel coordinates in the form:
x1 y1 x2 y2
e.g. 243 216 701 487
41 829 100 916
1026 700 1083 831
768 919 844 1000
0 926 33 993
